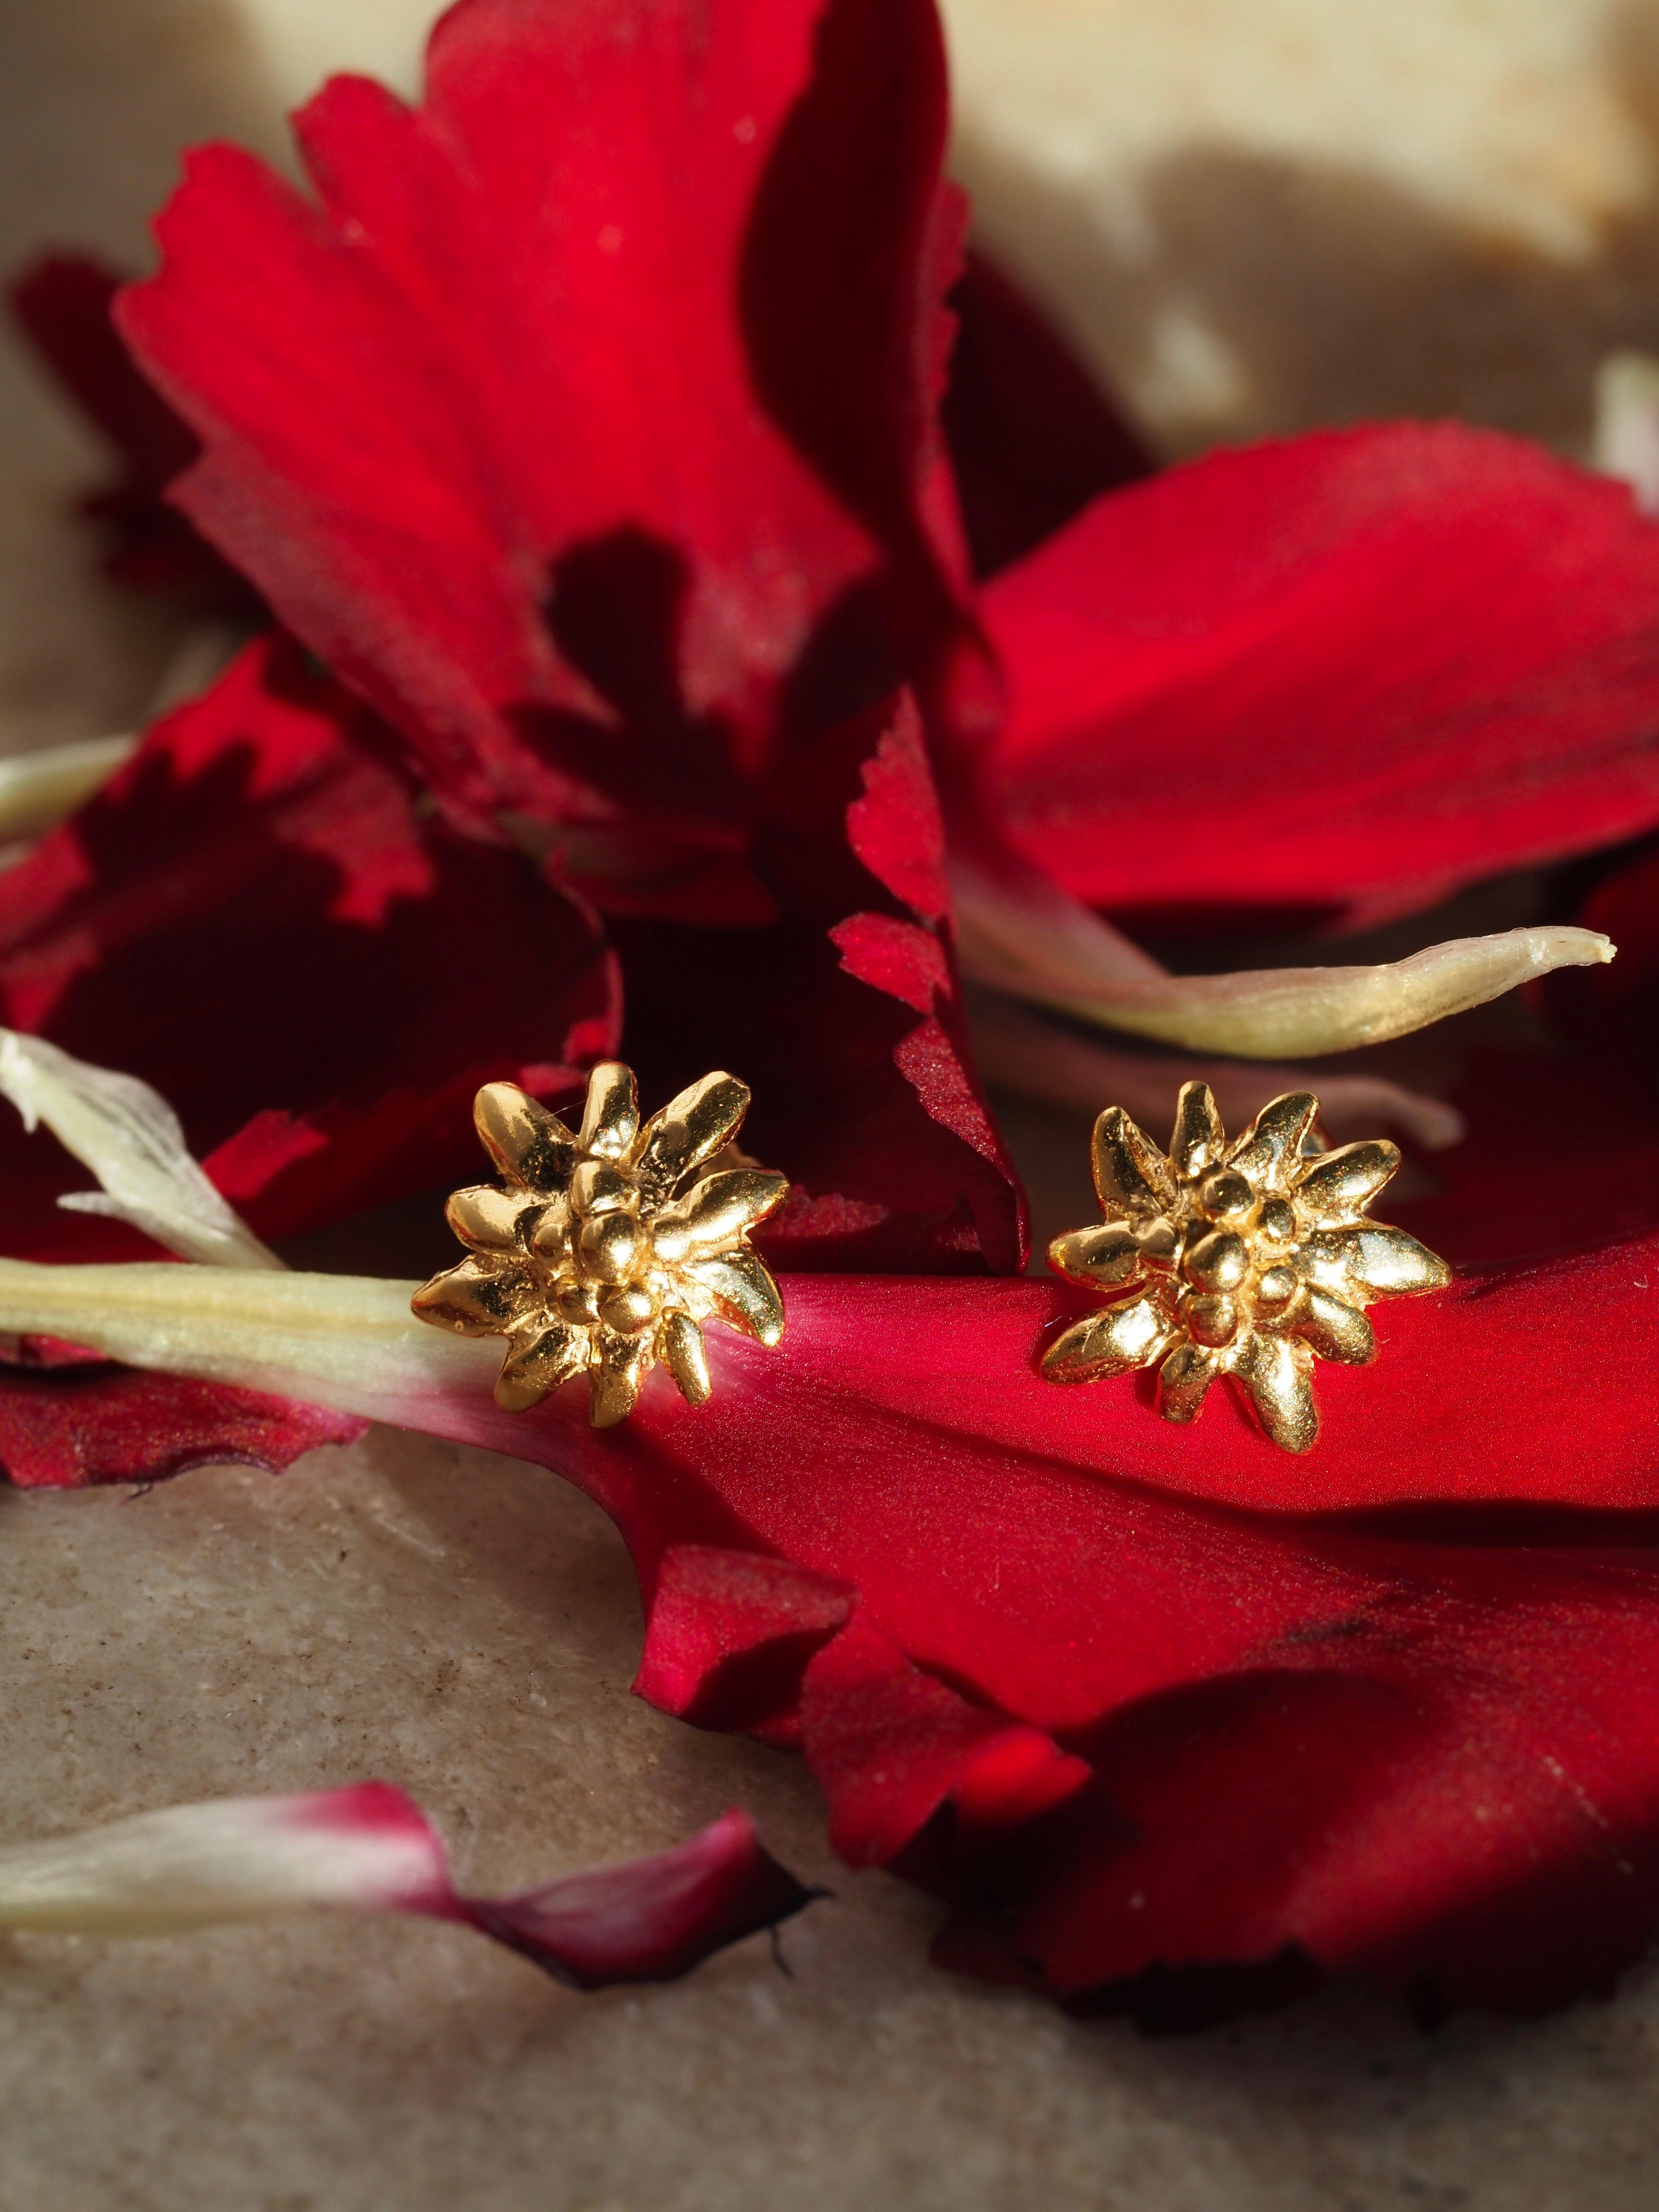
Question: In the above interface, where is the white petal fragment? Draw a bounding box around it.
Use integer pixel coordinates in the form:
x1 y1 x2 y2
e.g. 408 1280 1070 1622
0 1786 451 1936
1594 348 1659 516
0 1030 282 1269
0 734 135 846
953 860 1613 1057
0 1260 500 1435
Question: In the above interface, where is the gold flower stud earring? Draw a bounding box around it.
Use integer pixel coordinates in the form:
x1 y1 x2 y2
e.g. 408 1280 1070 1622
1042 1083 1450 1453
413 1062 788 1426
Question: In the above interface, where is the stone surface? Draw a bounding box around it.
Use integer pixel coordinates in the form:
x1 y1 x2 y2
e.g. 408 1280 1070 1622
1 1429 1659 2212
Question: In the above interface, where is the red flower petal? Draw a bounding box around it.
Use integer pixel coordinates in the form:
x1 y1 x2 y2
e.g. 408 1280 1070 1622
7 253 253 607
0 1345 364 1490
380 1263 1659 2014
619 696 1025 1271
940 247 1154 582
463 1806 818 1988
980 424 1659 930
118 0 969 861
0 631 617 1256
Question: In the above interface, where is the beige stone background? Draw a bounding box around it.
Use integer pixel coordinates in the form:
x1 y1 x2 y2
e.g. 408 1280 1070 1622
5 3 1659 2207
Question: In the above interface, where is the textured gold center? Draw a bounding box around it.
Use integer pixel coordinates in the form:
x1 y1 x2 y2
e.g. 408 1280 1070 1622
1042 1082 1450 1452
412 1061 787 1426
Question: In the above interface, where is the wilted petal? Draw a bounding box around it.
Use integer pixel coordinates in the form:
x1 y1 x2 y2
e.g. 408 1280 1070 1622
660 1311 711 1407
496 1322 587 1413
1231 1330 1318 1453
1227 1093 1319 1191
0 1784 451 1935
685 1250 786 1348
474 1083 579 1192
634 1074 751 1204
445 1184 530 1254
1157 1339 1220 1424
465 1808 818 1988
1296 1140 1401 1221
410 1255 532 1336
1041 1291 1172 1384
1289 1286 1376 1365
1091 1106 1176 1222
0 1030 279 1271
967 994 1466 1151
651 1170 790 1263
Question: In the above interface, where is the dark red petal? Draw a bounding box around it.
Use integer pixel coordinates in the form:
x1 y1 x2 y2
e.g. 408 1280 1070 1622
0 632 617 1256
461 1808 818 1988
118 0 968 850
0 1353 364 1490
981 423 1659 930
940 247 1154 582
619 696 1025 1272
349 1258 1659 2014
7 253 256 607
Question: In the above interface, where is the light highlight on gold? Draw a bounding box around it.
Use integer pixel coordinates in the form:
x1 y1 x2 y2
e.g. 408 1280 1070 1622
1042 1082 1450 1452
413 1062 787 1427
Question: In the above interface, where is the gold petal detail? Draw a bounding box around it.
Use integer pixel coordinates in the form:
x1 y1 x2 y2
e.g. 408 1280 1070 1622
1158 1339 1221 1423
1048 1222 1144 1289
579 1062 640 1161
1232 1331 1318 1453
1091 1106 1178 1221
661 1310 711 1406
592 1331 648 1428
1226 1091 1318 1190
1294 1140 1400 1220
473 1082 578 1190
649 1169 790 1263
1289 1284 1376 1365
410 1255 533 1336
445 1184 530 1253
495 1321 588 1412
1299 1225 1452 1298
1169 1080 1225 1180
1041 1292 1173 1384
634 1073 751 1202
685 1249 786 1346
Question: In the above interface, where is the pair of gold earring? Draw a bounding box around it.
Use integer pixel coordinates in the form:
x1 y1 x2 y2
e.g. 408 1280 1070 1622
413 1062 1449 1455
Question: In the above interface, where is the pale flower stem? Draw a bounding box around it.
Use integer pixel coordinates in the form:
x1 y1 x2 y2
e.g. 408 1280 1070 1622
949 852 1613 1058
969 993 1466 1150
0 1260 511 1450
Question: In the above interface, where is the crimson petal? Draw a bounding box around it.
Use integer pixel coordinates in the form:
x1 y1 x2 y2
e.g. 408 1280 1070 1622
117 0 970 862
0 1347 363 1491
463 1807 819 1987
980 423 1659 931
0 632 617 1259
